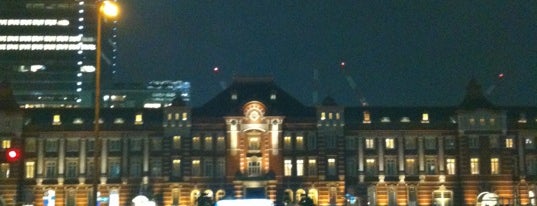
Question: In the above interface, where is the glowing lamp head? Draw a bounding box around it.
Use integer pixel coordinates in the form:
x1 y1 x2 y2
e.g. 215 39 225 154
100 1 119 18
5 148 22 162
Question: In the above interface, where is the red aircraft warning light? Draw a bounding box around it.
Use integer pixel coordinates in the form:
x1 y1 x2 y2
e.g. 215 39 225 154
5 148 22 162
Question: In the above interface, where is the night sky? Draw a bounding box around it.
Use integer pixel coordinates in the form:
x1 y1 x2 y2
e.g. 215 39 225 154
117 1 536 107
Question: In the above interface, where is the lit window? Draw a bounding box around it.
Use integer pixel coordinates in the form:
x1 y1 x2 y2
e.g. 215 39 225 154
204 136 213 151
134 113 143 125
470 158 479 175
327 158 336 176
182 112 188 121
320 112 326 120
192 160 200 176
385 138 395 149
446 158 456 175
0 163 9 178
25 161 35 178
363 111 371 124
172 159 181 177
490 158 499 175
296 136 304 150
72 118 83 124
400 117 410 123
328 112 333 120
284 136 292 150
167 113 172 120
1 140 11 149
248 137 259 151
336 112 340 120
489 118 495 125
308 159 317 176
421 112 429 123
469 118 475 125
380 117 391 123
174 113 179 120
231 93 237 100
405 158 417 175
365 138 375 149
518 113 527 123
53 114 61 125
192 137 200 150
505 138 514 148
296 159 304 176
284 159 292 176
113 118 124 124
479 118 486 126
270 93 276 100
365 158 377 175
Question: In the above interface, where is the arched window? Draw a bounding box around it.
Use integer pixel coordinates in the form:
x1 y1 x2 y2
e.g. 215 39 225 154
308 188 319 205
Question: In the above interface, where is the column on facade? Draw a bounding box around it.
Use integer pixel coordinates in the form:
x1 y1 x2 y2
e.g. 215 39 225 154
36 138 44 184
271 119 280 155
358 136 364 182
58 138 65 184
518 135 526 176
122 138 129 179
143 137 150 184
418 137 424 173
79 138 86 183
438 136 445 173
398 136 405 173
378 137 385 173
100 138 108 184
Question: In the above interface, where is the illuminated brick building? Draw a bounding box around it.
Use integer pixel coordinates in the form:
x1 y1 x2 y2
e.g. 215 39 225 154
0 77 536 206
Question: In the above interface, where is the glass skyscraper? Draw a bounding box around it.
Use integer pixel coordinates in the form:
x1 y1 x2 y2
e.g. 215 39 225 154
0 0 119 108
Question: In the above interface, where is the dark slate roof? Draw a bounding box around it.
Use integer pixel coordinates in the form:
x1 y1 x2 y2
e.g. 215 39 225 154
192 76 315 118
23 108 163 132
458 78 497 110
345 106 459 130
0 80 19 110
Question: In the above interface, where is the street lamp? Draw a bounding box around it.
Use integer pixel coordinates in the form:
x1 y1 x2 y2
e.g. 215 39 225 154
93 1 119 205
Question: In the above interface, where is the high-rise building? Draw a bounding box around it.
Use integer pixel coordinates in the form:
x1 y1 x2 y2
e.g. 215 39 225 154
102 80 191 108
0 0 119 108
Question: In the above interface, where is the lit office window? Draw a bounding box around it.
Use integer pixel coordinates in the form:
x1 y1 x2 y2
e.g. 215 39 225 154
446 158 456 175
470 158 479 175
490 158 500 175
182 112 188 121
320 112 326 120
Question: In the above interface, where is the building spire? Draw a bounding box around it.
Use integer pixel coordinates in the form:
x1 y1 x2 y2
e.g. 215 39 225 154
459 78 496 110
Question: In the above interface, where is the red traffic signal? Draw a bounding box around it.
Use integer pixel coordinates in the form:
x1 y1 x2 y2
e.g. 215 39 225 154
5 148 22 162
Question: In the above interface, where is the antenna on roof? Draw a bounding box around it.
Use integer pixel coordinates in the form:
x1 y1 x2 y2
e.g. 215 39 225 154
339 60 368 107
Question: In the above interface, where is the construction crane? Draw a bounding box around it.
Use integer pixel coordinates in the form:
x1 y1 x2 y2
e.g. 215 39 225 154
485 73 505 96
339 61 368 107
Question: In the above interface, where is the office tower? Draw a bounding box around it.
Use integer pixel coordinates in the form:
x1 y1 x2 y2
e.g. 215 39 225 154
0 0 119 108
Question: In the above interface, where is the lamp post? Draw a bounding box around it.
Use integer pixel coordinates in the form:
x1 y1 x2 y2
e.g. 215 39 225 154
93 1 118 205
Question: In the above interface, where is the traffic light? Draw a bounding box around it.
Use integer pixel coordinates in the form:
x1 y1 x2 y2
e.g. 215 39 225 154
5 148 22 162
